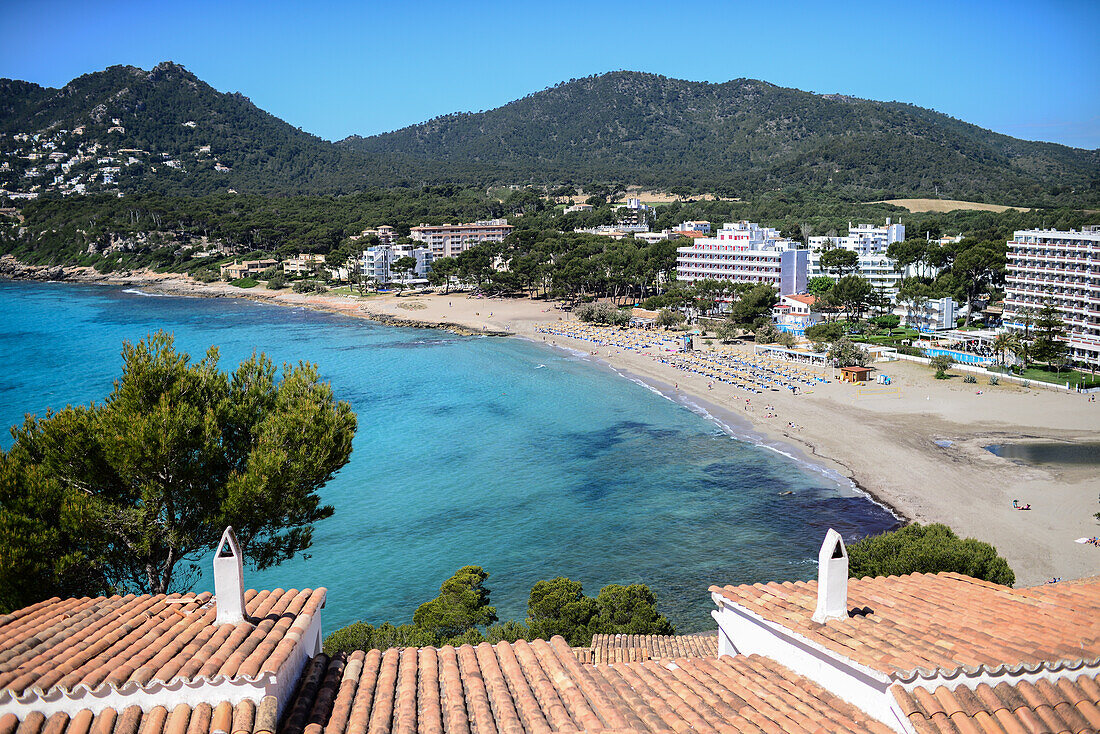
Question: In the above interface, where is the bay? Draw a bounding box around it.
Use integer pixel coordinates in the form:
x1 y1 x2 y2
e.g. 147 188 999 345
0 280 897 632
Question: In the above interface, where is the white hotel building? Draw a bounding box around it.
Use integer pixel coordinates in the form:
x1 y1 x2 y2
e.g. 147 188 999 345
675 221 808 296
808 219 908 298
1003 225 1100 369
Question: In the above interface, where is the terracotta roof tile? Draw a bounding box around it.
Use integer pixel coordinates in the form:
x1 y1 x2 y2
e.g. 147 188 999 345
273 637 892 734
893 673 1100 734
0 589 326 701
576 634 719 664
5 703 260 734
710 573 1100 678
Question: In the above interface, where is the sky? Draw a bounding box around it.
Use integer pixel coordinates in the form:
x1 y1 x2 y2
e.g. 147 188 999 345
2 0 1098 149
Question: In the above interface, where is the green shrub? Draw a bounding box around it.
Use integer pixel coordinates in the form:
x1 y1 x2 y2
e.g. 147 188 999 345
963 374 977 384
929 354 955 378
230 277 258 288
293 279 326 294
574 301 629 326
988 375 999 386
266 273 286 290
847 523 1015 586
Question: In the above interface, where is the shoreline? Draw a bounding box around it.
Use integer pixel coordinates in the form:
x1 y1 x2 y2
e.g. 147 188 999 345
3 261 1099 585
530 334 907 521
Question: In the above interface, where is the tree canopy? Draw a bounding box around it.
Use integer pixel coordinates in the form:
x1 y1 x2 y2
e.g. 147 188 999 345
323 568 675 654
847 523 1015 586
0 331 357 611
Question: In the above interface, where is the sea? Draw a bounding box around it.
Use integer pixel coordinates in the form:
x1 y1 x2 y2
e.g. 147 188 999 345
0 280 898 632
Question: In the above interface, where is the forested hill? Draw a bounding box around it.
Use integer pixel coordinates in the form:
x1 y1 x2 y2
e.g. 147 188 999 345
341 72 1100 206
0 63 404 195
2 65 1098 204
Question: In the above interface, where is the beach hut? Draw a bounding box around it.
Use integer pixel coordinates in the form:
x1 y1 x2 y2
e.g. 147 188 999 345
840 365 874 383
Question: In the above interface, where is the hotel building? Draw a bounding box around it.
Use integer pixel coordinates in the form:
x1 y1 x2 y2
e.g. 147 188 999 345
409 219 513 258
808 218 905 256
359 244 433 285
675 221 808 296
807 219 909 299
1003 225 1100 368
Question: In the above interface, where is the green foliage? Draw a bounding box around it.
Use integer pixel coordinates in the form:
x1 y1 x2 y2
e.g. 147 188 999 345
806 276 835 297
341 72 1100 206
590 583 675 637
870 314 901 330
574 301 629 326
230 277 258 288
827 337 869 367
412 566 498 641
0 332 356 606
930 354 955 378
818 247 859 276
265 273 286 290
1030 302 1069 368
715 319 740 343
754 322 781 344
526 577 674 646
963 374 977 384
656 308 685 328
293 280 326 294
324 568 674 654
805 321 844 343
729 283 778 328
527 577 598 645
989 375 999 386
847 523 1015 586
0 452 109 613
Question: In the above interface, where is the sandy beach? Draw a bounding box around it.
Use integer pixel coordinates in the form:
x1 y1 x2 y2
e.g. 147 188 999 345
8 263 1099 587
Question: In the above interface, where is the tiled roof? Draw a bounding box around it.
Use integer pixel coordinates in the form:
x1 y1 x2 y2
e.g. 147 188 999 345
710 573 1100 679
893 674 1100 734
0 698 273 734
276 636 894 734
0 588 326 699
785 295 818 305
575 634 719 664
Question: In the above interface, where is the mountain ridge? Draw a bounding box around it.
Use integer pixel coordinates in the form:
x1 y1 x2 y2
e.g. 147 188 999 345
1 64 1097 204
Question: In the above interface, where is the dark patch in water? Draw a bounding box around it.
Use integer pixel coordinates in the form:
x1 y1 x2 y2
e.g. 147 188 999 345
984 442 1100 465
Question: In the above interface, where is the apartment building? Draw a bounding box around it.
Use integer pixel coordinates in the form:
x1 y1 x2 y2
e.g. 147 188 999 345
808 251 904 297
675 221 808 296
808 218 905 255
807 219 910 298
219 259 277 280
678 220 711 234
409 219 512 258
359 244 433 286
282 253 325 276
356 225 397 246
1003 226 1100 368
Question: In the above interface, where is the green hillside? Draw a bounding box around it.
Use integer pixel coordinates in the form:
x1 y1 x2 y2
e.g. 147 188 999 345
341 72 1099 206
0 63 400 195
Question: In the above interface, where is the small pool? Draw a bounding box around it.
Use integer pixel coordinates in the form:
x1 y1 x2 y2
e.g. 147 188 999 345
984 442 1100 465
924 348 995 365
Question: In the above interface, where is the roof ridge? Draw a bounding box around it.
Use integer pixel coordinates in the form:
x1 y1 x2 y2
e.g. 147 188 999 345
892 654 1100 686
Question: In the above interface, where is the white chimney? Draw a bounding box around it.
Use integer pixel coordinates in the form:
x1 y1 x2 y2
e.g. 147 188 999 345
812 529 849 624
214 526 246 625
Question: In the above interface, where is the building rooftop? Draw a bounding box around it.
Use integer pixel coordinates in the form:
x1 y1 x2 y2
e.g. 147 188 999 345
0 587 325 702
710 572 1100 681
0 698 271 734
574 633 718 664
893 674 1100 734
272 636 892 734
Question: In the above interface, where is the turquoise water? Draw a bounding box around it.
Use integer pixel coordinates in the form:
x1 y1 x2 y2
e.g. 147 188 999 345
0 280 897 632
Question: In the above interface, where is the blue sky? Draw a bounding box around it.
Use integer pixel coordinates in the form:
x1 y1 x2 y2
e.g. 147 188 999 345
2 0 1098 149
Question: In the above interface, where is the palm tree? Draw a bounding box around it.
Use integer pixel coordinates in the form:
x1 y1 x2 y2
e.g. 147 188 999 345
991 332 1018 368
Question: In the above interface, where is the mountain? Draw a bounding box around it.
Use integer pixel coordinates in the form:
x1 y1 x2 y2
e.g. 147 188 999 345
0 63 403 196
341 72 1100 205
1 65 1097 204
